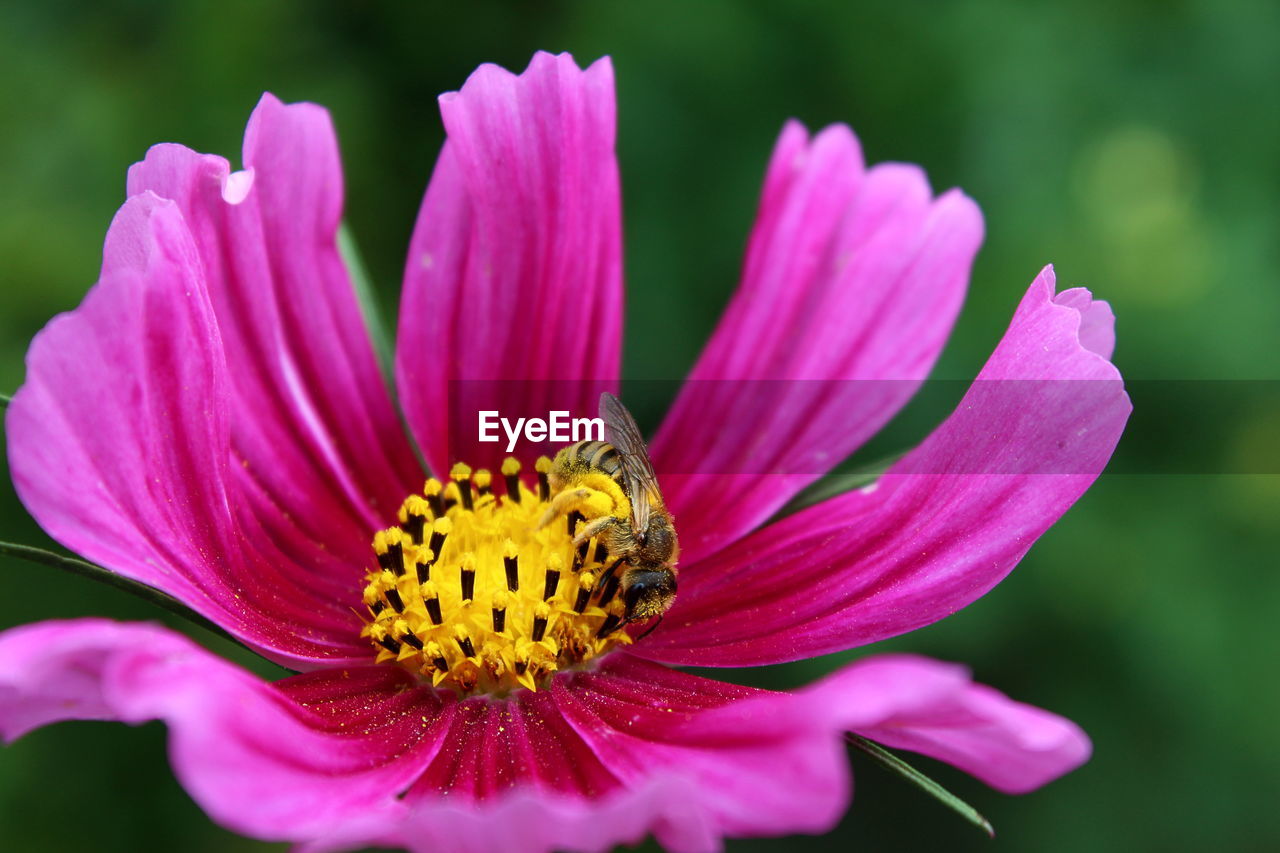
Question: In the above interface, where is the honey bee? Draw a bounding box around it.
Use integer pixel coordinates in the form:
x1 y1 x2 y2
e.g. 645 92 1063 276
539 392 678 624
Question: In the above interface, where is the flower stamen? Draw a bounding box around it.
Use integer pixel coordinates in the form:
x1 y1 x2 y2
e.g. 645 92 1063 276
360 456 633 695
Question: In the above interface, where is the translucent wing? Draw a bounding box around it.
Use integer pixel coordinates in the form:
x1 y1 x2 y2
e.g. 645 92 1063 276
600 392 661 539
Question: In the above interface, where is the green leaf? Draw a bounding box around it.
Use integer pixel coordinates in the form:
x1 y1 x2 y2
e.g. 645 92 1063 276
338 222 394 384
0 540 252 656
772 449 907 520
848 734 995 838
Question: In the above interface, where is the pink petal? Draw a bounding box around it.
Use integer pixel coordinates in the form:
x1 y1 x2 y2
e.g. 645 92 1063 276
640 266 1131 665
320 655 852 853
807 654 1091 793
396 52 623 475
651 122 984 565
0 621 834 852
126 93 422 585
0 621 1086 852
0 620 439 839
5 196 365 667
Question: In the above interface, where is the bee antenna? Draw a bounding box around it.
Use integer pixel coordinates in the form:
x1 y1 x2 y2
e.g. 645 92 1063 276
635 615 664 642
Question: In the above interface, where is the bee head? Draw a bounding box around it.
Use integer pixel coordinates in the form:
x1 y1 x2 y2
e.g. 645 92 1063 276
622 568 677 623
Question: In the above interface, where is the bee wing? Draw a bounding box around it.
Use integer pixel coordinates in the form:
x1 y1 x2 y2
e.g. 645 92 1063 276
600 392 661 537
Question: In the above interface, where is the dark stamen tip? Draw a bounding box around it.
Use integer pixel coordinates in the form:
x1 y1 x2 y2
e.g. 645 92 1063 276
596 613 623 639
404 514 427 545
504 554 520 591
598 573 621 608
384 588 405 613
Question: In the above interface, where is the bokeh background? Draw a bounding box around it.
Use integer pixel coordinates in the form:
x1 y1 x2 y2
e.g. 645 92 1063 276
1 1 1277 851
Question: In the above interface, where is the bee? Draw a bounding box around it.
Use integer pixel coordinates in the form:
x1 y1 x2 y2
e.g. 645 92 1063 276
538 392 678 624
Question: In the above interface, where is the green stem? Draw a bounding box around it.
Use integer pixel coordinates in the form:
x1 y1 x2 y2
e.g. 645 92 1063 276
848 734 995 838
0 540 248 653
0 392 11 408
338 223 393 385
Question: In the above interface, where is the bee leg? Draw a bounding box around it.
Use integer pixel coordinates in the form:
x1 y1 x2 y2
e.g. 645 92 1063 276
635 615 664 642
536 488 594 530
573 515 614 547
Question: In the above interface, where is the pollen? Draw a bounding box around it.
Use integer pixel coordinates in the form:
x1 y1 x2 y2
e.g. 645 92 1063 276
360 456 631 695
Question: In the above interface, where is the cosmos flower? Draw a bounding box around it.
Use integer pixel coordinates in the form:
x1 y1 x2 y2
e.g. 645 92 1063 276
0 52 1130 852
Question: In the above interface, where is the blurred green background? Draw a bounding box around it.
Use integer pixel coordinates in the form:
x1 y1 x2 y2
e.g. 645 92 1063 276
1 1 1277 851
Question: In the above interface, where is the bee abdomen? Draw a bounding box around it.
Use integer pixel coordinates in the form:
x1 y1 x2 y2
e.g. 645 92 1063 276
570 440 622 479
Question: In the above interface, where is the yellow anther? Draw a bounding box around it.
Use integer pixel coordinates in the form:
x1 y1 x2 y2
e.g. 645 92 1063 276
535 456 552 473
501 457 521 476
503 539 519 559
362 583 381 606
372 529 388 553
492 588 510 610
432 517 452 536
424 478 443 497
450 462 473 481
578 572 597 591
474 469 492 489
399 494 430 523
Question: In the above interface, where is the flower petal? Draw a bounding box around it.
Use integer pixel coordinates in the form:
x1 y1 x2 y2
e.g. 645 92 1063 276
5 196 365 666
316 655 851 853
0 620 443 840
0 623 1085 852
126 93 422 583
640 267 1131 665
396 52 623 475
651 122 984 564
807 654 1091 793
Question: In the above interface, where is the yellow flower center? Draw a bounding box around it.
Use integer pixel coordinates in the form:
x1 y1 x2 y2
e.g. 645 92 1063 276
360 458 631 696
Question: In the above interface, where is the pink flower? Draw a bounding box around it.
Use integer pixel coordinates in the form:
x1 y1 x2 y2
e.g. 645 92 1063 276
0 52 1129 852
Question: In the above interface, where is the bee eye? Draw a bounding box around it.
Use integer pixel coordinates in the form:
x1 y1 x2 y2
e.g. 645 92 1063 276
623 579 647 609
